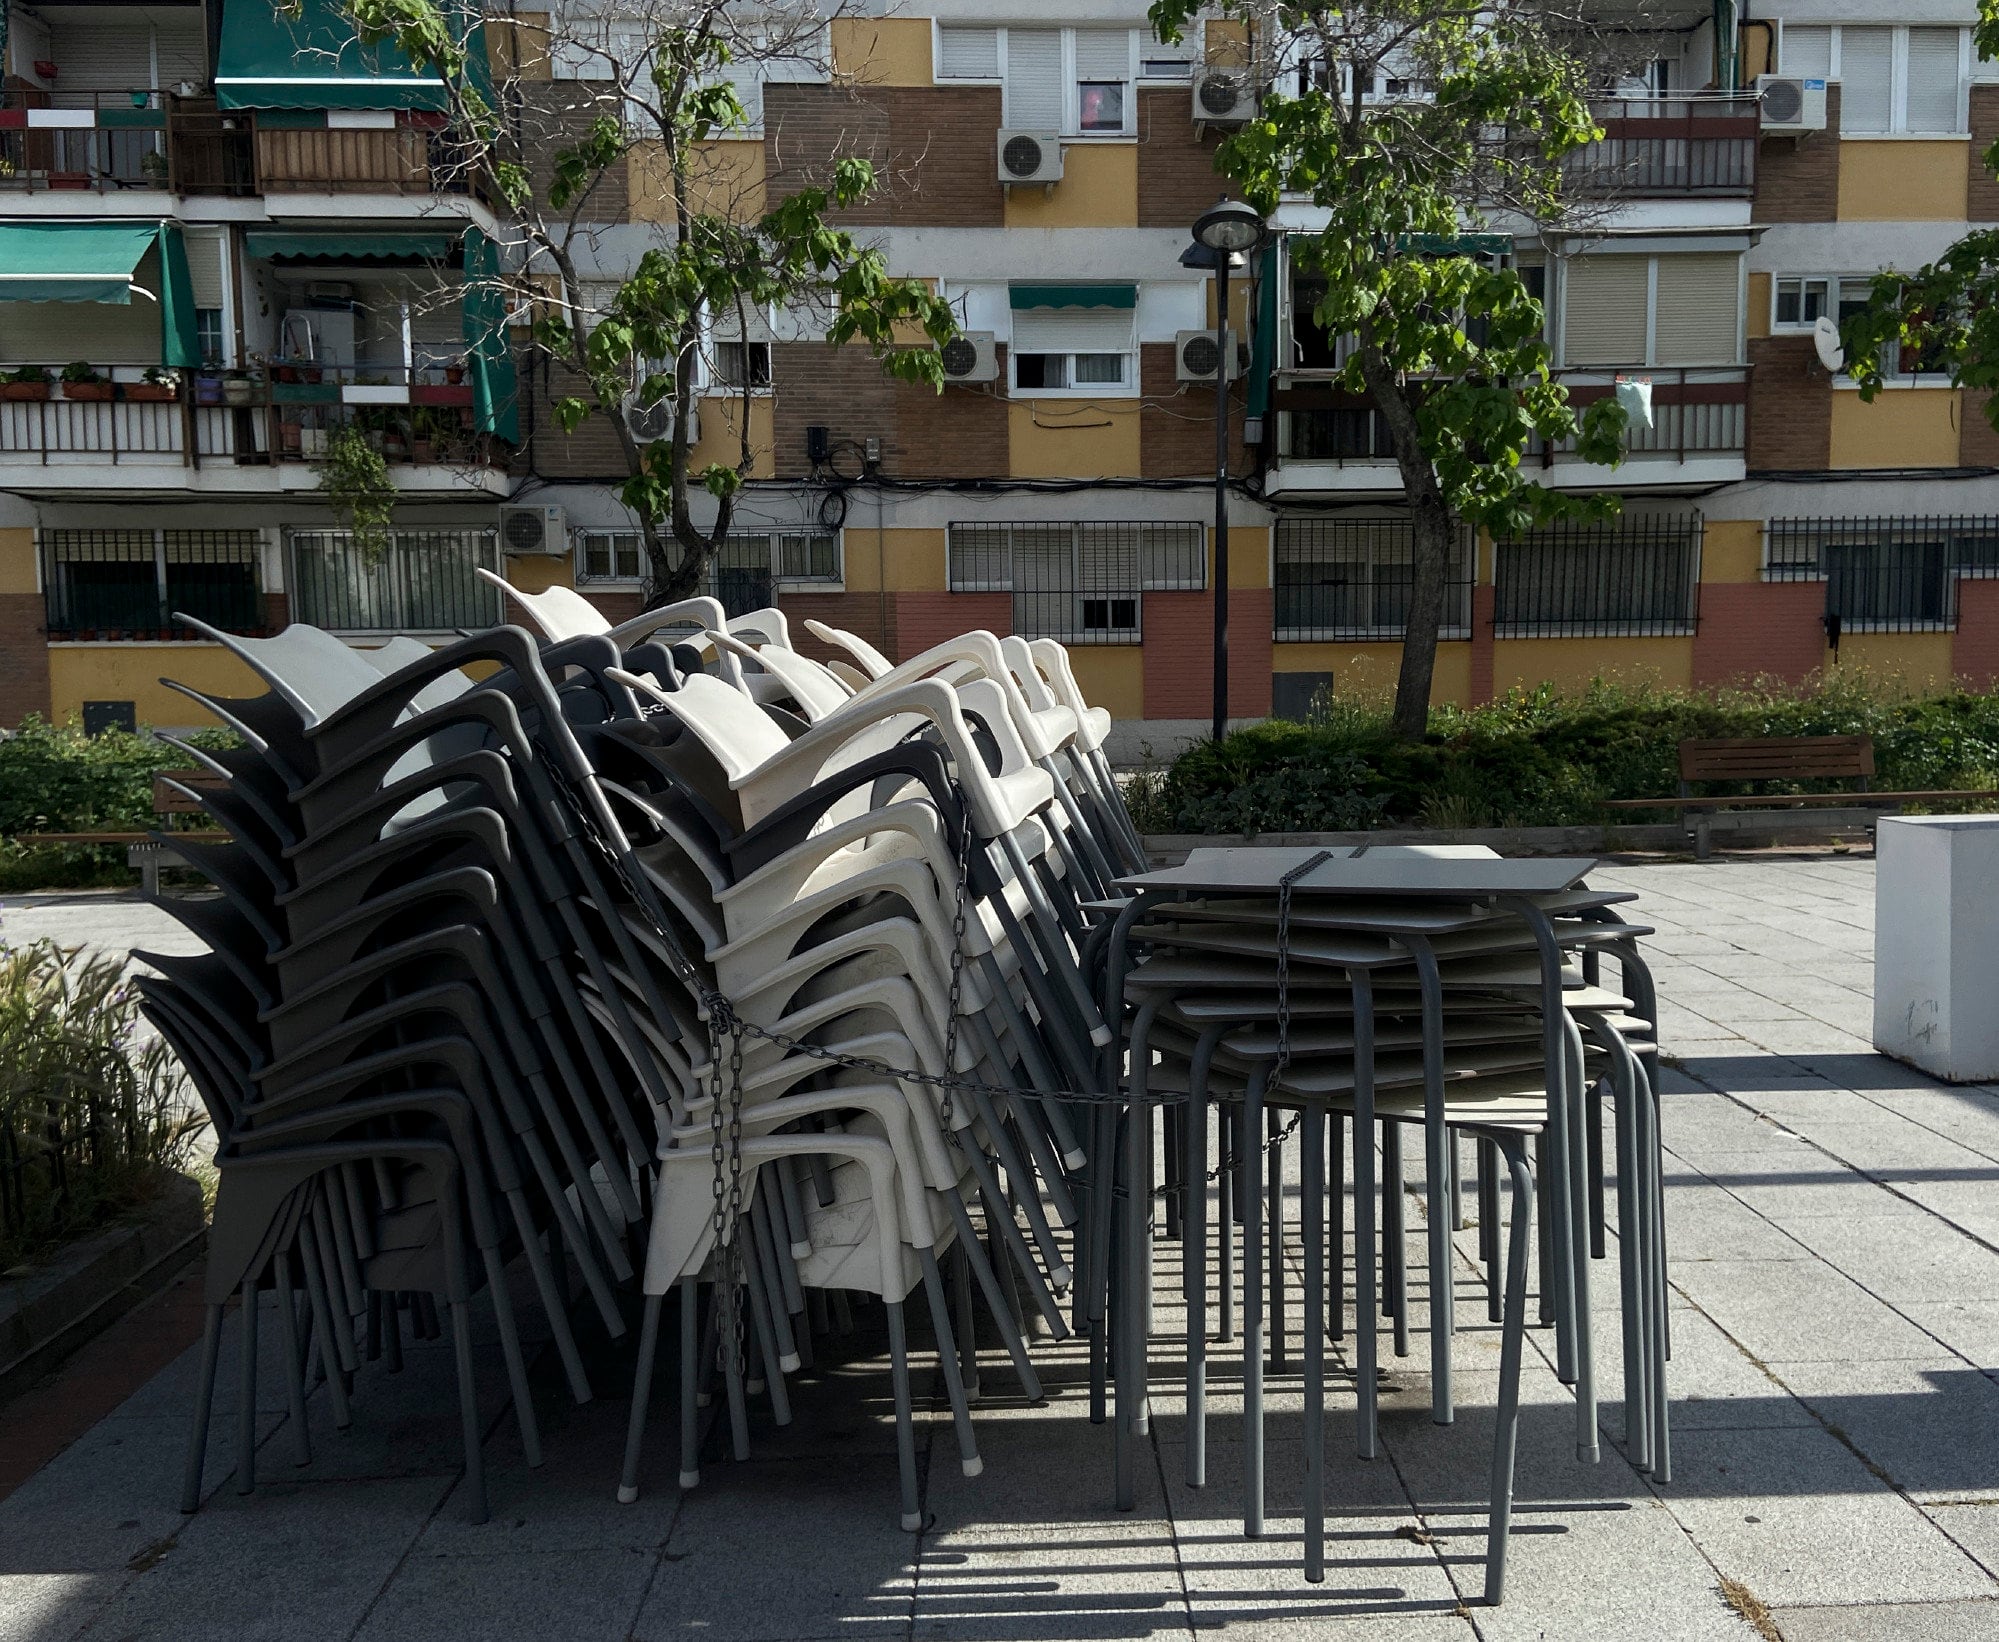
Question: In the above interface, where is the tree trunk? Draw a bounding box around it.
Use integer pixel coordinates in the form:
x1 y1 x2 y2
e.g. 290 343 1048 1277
1359 345 1454 741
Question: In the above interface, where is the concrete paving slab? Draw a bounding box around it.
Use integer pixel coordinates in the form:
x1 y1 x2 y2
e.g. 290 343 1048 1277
1668 1258 1944 1363
1896 1301 1999 1366
1771 1598 1999 1640
0 1572 122 1642
352 1546 657 1642
1766 1214 1999 1305
1762 1359 1999 1502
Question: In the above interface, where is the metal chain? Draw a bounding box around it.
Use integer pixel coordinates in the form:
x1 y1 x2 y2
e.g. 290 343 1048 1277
936 805 976 1149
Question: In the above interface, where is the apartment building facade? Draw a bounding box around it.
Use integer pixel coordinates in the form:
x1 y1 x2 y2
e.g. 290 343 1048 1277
0 0 1995 739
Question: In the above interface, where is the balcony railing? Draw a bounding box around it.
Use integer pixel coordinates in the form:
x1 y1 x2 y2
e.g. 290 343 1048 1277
1534 367 1749 465
0 368 505 473
1566 92 1760 199
255 121 473 196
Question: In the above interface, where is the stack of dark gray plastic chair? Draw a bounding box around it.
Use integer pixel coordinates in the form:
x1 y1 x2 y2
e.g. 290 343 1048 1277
139 602 1141 1533
1090 845 1669 1603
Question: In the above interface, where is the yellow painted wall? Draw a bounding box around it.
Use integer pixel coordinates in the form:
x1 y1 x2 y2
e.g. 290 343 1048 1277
1067 647 1144 721
1836 633 1955 693
489 12 551 81
0 526 34 593
1203 18 1252 68
1702 518 1764 583
1491 637 1694 695
1206 274 1251 333
48 646 259 728
1271 641 1473 708
1838 140 1969 221
1008 400 1142 478
504 555 576 595
846 528 946 593
1742 23 1772 83
830 17 933 85
1003 142 1138 229
1829 388 1962 469
692 394 776 475
630 139 766 223
1746 273 1771 341
1216 525 1269 589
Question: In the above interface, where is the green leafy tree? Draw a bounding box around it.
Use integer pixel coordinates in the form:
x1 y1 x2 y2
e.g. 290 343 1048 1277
1149 0 1630 737
346 0 957 605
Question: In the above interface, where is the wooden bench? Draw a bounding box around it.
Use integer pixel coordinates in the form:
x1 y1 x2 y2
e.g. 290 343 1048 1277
14 770 225 894
1602 735 1999 859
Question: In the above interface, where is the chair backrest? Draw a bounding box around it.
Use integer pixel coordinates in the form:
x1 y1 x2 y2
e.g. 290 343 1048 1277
642 672 793 785
1679 735 1874 785
175 615 394 727
803 618 893 680
475 568 613 642
710 631 852 722
729 606 792 650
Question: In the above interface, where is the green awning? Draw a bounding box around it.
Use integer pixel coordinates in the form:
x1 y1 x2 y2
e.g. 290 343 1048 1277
216 0 490 112
1009 283 1138 310
0 221 198 366
462 228 518 444
243 230 460 262
1247 242 1277 420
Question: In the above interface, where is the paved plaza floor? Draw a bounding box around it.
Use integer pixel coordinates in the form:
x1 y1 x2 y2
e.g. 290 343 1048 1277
5 855 1999 1641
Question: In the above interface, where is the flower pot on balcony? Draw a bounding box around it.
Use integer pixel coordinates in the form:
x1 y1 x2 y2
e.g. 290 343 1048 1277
278 420 302 455
121 383 176 402
411 383 473 407
382 436 408 461
194 375 224 406
410 437 434 463
48 172 89 190
62 381 113 401
444 364 466 385
2 381 49 401
221 376 256 407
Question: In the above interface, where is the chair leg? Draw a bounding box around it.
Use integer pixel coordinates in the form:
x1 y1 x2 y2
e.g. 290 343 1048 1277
1384 1125 1409 1360
1185 1074 1209 1488
1329 1113 1346 1345
273 1254 311 1468
920 1246 981 1479
1242 1070 1267 1540
953 1241 981 1404
885 1298 923 1531
741 1235 793 1427
234 1280 259 1496
1484 1134 1536 1607
619 1291 665 1504
680 1278 703 1489
1303 1105 1326 1585
1267 1111 1285 1376
1479 1139 1503 1326
179 1301 226 1514
482 1245 542 1469
447 1298 488 1525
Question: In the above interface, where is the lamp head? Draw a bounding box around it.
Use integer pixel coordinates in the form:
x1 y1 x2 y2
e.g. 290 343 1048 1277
1192 197 1265 256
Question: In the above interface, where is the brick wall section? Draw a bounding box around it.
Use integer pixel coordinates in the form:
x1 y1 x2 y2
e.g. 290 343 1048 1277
1468 584 1496 704
1692 581 1827 687
1746 335 1833 471
768 342 1010 481
519 83 631 220
764 84 1004 228
895 591 1010 661
1952 578 1999 689
578 588 645 627
263 593 289 635
1970 86 1999 221
0 591 49 726
778 590 895 664
1137 344 1251 479
1753 86 1839 224
526 360 632 479
895 372 1010 480
1963 391 1999 468
1135 88 1228 228
1141 588 1273 718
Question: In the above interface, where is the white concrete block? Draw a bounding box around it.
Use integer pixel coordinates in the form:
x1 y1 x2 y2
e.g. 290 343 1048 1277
1874 814 1999 1081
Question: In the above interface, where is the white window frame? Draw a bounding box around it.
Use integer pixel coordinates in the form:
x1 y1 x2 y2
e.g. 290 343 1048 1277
934 24 1142 138
1773 273 1955 386
1778 22 1970 136
1771 274 1837 332
1008 347 1136 398
576 528 843 590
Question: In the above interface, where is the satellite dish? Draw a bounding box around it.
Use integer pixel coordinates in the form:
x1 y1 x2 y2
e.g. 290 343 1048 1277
1813 315 1845 373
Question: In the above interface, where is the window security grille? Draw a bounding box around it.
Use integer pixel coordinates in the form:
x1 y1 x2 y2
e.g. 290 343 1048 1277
1273 517 1472 639
41 529 263 639
1765 516 1999 632
946 521 1204 643
1494 515 1702 636
288 528 501 632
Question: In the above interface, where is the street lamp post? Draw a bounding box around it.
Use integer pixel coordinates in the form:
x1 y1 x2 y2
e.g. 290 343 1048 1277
1188 197 1266 743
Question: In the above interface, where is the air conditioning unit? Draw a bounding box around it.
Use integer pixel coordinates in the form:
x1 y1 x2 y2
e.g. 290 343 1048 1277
1176 329 1243 383
305 280 356 307
939 331 998 383
1192 67 1252 127
997 129 1063 186
1756 74 1826 133
497 503 569 557
621 396 698 446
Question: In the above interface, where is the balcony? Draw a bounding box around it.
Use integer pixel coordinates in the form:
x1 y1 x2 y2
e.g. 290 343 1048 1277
1265 365 1749 498
1565 92 1760 200
0 365 509 496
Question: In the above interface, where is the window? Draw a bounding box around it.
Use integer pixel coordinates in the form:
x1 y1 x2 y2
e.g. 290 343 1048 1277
289 528 501 632
946 521 1203 643
1764 516 1999 631
577 528 841 604
713 340 772 389
195 308 226 368
1773 276 1834 329
1274 517 1471 639
1009 302 1138 397
1774 276 1949 376
1494 516 1701 636
41 529 262 639
938 25 1136 136
1780 24 1966 135
1561 253 1742 367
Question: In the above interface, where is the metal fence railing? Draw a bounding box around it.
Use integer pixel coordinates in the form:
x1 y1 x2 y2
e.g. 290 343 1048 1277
1565 92 1761 198
1494 514 1703 637
288 528 501 632
1765 516 1999 633
41 529 264 639
1274 515 1472 639
947 521 1205 644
